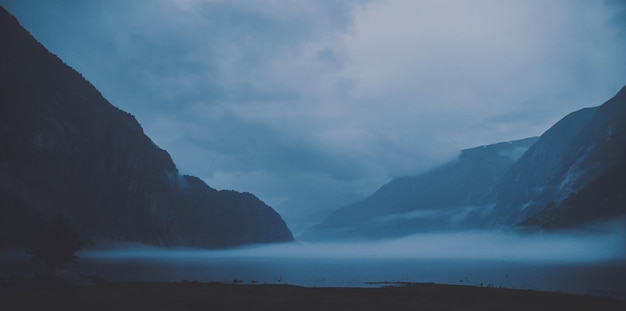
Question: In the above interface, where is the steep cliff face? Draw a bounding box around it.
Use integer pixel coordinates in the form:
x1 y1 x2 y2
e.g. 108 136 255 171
490 86 626 228
302 137 538 240
303 84 626 241
0 6 293 248
513 86 626 228
486 107 599 225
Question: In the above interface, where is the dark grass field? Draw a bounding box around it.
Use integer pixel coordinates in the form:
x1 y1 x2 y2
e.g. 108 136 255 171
2 281 625 311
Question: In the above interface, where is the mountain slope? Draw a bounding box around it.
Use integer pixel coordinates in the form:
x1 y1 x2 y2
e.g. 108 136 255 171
0 6 293 248
304 86 626 240
302 137 538 240
495 86 626 228
485 107 599 225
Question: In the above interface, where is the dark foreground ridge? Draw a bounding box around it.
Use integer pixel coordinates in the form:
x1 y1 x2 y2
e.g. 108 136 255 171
1 281 625 311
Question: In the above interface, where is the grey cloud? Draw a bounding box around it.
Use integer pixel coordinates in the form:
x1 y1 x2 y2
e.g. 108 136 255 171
157 109 368 181
2 0 625 213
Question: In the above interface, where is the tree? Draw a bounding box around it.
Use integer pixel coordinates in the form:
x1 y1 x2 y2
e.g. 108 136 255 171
29 214 83 275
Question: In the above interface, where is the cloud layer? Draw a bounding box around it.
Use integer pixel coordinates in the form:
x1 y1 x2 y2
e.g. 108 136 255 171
2 0 626 213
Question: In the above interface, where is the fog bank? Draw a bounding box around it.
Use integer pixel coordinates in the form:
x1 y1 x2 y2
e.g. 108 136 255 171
83 229 626 263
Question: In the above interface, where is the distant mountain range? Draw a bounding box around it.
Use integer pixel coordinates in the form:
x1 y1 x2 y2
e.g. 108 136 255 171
0 6 293 248
304 87 626 240
302 137 538 240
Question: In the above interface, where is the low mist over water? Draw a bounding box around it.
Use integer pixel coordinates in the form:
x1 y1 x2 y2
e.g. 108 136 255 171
21 228 611 297
85 228 626 262
2 228 625 298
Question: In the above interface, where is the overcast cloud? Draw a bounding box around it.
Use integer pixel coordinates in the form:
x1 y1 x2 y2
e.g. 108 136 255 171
2 0 625 216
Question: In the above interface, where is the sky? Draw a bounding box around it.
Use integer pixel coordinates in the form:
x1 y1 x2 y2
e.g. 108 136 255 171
2 0 626 218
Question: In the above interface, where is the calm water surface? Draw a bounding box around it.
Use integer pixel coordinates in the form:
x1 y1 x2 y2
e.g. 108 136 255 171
3 231 625 298
70 255 626 297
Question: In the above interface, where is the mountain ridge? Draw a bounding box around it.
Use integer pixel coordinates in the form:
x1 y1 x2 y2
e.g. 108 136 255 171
302 137 539 240
305 86 626 240
0 6 293 248
510 85 626 228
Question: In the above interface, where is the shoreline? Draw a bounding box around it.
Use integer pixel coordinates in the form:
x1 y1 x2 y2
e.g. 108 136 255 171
2 280 626 311
3 256 626 300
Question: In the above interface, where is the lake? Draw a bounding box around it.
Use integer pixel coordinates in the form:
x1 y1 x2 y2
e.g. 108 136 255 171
2 231 625 298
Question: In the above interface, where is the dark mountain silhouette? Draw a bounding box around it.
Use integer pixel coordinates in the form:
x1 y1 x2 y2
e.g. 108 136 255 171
302 137 538 240
493 86 626 228
0 6 293 248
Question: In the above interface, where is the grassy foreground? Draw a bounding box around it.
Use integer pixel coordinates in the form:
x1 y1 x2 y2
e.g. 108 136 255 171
1 281 625 311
